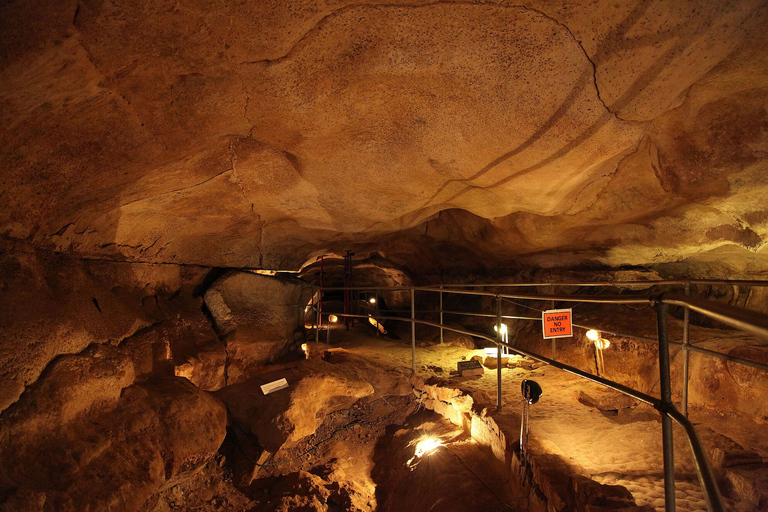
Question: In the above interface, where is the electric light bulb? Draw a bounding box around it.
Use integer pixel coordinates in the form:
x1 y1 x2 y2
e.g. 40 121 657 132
329 315 338 323
414 437 442 457
586 329 600 341
596 339 610 350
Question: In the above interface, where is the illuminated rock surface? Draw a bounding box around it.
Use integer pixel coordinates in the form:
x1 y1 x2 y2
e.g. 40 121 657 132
1 0 767 274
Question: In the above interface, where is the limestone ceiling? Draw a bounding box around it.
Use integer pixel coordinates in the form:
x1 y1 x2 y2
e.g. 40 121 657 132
1 0 768 275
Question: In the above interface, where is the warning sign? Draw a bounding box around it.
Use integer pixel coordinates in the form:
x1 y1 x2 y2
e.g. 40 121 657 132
542 309 573 339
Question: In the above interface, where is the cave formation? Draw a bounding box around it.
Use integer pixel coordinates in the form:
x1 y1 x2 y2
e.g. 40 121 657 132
2 1 768 511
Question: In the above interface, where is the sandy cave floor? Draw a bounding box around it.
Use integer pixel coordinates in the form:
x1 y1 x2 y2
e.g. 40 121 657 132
317 325 768 512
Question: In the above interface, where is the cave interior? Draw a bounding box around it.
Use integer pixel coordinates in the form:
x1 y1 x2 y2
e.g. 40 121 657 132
2 1 768 512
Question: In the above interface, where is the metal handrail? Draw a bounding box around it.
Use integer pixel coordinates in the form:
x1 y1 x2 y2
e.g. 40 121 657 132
312 283 768 512
321 279 768 290
330 308 723 512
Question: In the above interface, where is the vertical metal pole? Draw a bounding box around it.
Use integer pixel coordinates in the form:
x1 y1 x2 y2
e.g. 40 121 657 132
682 282 691 417
496 294 502 412
316 256 324 344
411 288 416 374
439 286 444 344
656 302 677 512
326 324 330 350
550 283 556 360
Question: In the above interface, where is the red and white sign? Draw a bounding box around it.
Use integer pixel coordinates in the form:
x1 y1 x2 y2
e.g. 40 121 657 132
542 309 573 339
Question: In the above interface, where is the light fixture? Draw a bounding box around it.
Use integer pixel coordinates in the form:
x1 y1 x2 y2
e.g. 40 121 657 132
494 323 509 347
328 315 338 323
414 437 442 457
369 297 377 304
301 343 309 358
587 330 610 376
595 339 610 350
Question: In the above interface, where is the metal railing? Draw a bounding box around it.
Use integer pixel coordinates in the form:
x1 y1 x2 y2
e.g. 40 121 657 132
312 280 768 512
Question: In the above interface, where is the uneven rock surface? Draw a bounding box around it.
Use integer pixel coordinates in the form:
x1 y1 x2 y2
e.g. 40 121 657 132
0 241 210 413
0 367 227 512
204 271 312 383
121 294 228 391
1 1 767 275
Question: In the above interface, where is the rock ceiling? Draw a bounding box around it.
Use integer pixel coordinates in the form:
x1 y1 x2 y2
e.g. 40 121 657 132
2 0 768 275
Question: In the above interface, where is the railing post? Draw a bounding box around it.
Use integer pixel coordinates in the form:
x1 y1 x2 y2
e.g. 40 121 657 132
550 283 556 360
411 287 416 374
496 294 503 412
316 256 324 344
439 286 444 344
655 302 677 512
682 282 691 417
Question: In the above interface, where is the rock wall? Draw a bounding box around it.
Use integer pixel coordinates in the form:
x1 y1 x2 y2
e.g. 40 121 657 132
0 244 240 510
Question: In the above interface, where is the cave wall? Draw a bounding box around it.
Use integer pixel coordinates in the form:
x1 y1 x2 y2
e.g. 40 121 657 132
0 241 315 510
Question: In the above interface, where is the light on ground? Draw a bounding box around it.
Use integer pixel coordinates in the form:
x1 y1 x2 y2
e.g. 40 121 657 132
414 437 442 457
329 315 338 323
586 329 600 341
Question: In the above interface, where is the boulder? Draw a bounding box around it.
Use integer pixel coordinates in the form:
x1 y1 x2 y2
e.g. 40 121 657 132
204 272 312 383
216 359 375 454
577 389 639 412
443 324 476 349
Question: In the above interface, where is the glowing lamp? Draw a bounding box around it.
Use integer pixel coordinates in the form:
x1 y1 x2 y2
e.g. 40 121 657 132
595 339 610 350
328 315 338 323
369 297 377 304
301 343 308 358
414 437 442 457
586 329 600 341
494 323 509 344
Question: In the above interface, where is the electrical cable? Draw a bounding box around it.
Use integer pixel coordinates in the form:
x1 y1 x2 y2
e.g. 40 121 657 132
442 444 518 510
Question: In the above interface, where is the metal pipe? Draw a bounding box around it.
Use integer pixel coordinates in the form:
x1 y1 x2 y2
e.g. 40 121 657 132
664 293 768 340
415 279 768 289
352 308 768 373
318 256 324 331
656 303 676 512
682 283 691 417
331 312 661 407
667 408 725 512
550 283 556 360
496 295 502 412
440 286 444 344
322 279 768 293
685 344 768 372
411 288 416 374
